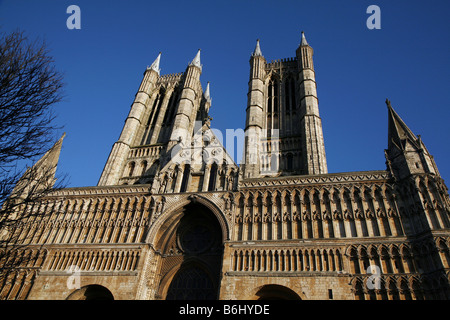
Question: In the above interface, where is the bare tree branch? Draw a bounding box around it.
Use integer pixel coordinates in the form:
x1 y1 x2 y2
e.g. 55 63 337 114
0 29 66 292
0 30 64 165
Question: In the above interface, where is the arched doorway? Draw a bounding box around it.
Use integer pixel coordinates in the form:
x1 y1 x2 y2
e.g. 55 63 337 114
166 264 216 300
254 284 301 300
66 284 114 300
156 202 224 300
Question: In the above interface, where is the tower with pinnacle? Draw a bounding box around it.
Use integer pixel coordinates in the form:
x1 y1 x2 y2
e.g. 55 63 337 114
98 50 237 192
2 31 449 301
242 32 327 179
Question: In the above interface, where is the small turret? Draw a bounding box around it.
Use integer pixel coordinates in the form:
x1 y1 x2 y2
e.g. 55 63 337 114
139 52 161 93
12 133 65 199
189 49 202 71
204 81 211 103
295 31 327 175
249 39 265 81
98 52 161 186
147 52 161 75
252 39 263 57
385 99 439 180
296 31 314 71
167 50 203 150
300 31 308 46
242 39 267 178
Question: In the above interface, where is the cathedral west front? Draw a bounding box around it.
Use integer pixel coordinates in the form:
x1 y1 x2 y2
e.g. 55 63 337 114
1 32 450 300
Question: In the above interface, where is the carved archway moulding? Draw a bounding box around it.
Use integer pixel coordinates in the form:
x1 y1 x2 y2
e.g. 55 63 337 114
145 194 230 245
157 257 217 300
249 283 304 300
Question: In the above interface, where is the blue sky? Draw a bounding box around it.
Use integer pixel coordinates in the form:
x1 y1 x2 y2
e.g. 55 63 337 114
1 0 449 187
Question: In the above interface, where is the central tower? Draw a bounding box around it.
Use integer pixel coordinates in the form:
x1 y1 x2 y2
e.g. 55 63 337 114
242 32 328 178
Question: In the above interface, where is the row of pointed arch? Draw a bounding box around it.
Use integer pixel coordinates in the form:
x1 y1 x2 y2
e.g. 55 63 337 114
10 196 155 245
0 249 46 300
234 183 405 241
47 249 140 272
348 238 450 299
236 184 399 218
348 238 450 274
352 273 450 300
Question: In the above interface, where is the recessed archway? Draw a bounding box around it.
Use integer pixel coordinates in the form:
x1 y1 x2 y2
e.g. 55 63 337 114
147 194 230 246
254 284 301 300
166 262 216 300
66 284 114 300
155 201 225 300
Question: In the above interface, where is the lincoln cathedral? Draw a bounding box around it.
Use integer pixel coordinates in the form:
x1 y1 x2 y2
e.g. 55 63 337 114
1 32 450 300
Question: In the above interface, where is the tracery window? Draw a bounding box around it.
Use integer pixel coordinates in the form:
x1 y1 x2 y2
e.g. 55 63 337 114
267 77 279 137
180 163 190 192
166 266 215 300
128 162 135 176
140 160 147 175
208 162 218 191
179 223 214 254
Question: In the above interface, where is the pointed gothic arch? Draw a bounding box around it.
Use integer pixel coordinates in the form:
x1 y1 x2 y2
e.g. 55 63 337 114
146 194 230 246
163 258 218 300
252 284 301 300
66 284 114 300
151 199 225 300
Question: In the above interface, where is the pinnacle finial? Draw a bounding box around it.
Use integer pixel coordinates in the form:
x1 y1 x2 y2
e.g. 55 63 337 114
148 52 161 74
189 49 202 71
204 81 211 103
300 31 309 46
385 98 392 108
252 39 263 57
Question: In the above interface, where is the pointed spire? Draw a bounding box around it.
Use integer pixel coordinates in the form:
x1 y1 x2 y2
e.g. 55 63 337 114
148 52 161 75
11 133 66 198
204 81 211 103
34 132 66 178
385 99 440 178
387 99 417 140
189 49 202 71
300 31 309 46
252 39 263 57
386 99 419 151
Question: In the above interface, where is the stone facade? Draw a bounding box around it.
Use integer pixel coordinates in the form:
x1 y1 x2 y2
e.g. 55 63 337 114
1 33 450 300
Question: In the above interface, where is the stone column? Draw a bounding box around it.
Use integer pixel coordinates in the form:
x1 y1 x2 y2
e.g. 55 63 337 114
173 166 184 193
261 202 267 241
202 164 211 192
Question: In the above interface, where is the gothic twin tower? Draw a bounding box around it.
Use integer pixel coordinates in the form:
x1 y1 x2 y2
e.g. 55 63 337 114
98 32 327 189
4 31 450 300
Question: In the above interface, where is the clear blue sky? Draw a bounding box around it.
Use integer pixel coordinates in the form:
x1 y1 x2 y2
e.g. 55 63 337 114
1 0 449 187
